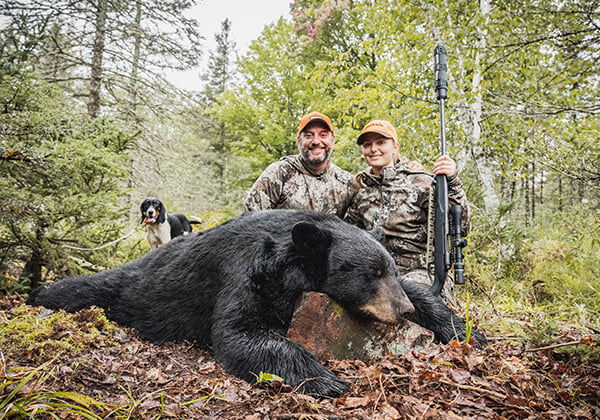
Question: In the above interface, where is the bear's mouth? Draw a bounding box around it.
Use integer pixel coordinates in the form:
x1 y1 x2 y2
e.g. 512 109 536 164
357 279 414 324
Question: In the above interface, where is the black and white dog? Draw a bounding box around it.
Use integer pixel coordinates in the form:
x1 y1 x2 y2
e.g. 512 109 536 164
140 197 201 249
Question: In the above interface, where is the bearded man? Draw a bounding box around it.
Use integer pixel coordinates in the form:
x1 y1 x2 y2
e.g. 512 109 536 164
244 112 355 218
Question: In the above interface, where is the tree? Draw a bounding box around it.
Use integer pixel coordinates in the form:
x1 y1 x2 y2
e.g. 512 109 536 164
202 19 236 104
0 0 203 120
216 18 314 184
88 0 107 118
0 74 134 290
0 8 51 78
200 19 237 198
212 0 598 226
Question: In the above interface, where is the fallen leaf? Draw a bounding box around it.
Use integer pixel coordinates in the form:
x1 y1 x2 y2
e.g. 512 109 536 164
580 336 596 346
198 360 216 373
465 352 484 370
381 402 401 419
164 403 181 416
341 396 370 408
358 364 383 380
449 368 471 384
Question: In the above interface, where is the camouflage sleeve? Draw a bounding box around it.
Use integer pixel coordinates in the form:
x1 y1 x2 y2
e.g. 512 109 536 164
339 179 360 221
243 162 285 212
447 174 471 235
343 200 365 229
343 180 366 229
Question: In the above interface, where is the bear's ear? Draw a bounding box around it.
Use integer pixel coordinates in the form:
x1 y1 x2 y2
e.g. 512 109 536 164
368 226 386 244
292 222 332 255
249 235 277 285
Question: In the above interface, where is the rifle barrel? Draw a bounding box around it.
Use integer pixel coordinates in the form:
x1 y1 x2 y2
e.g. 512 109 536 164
434 44 448 156
439 99 446 156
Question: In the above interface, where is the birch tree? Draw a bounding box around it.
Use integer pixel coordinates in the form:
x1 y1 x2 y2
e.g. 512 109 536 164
456 0 499 213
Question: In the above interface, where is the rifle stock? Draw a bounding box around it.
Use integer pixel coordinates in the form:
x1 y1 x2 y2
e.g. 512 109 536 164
431 173 450 296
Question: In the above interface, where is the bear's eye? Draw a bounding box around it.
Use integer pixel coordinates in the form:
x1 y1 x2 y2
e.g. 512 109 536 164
374 269 383 278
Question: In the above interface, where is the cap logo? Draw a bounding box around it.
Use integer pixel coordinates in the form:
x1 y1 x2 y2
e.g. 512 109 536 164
298 112 334 134
357 119 397 144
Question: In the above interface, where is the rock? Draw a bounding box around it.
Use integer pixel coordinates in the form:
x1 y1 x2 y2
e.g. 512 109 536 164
287 292 434 361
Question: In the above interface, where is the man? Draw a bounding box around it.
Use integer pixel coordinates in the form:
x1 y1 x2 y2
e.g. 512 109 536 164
244 112 354 218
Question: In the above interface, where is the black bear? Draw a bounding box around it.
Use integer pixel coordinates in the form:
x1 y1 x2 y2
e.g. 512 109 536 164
28 210 484 397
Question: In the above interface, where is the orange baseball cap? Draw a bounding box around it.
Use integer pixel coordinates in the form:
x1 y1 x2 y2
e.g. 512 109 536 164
297 112 334 135
357 120 398 144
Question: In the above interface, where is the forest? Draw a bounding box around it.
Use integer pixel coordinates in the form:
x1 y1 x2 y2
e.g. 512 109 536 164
0 0 598 418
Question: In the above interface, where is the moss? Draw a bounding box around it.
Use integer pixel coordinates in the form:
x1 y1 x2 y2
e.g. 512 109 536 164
332 301 345 318
0 305 117 362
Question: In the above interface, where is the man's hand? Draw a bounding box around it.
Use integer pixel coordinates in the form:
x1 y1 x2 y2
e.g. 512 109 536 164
432 155 457 177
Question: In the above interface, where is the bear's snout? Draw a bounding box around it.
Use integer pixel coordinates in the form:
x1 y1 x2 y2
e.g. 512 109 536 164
358 276 414 324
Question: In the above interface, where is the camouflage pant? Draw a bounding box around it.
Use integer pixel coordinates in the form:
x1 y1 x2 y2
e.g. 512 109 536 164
399 268 455 305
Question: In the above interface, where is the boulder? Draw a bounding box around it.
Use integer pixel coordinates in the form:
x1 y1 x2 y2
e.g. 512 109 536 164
287 292 434 361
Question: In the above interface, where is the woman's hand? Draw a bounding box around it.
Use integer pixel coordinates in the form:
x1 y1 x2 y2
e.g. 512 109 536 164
432 155 457 177
403 160 426 171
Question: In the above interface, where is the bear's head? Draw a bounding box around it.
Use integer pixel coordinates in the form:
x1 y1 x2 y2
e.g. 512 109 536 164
291 221 415 324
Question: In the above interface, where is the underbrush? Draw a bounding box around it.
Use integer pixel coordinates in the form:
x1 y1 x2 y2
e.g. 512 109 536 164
465 207 599 351
67 207 241 276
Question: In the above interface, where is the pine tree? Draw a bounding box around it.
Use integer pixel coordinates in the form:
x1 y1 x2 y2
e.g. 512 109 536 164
201 19 237 194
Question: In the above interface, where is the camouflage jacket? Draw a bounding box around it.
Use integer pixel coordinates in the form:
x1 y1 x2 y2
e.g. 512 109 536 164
244 154 355 218
344 161 470 274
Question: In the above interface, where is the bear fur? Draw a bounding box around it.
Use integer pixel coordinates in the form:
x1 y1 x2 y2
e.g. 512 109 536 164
28 210 484 397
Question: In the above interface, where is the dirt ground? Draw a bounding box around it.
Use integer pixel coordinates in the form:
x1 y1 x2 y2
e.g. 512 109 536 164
1 295 598 419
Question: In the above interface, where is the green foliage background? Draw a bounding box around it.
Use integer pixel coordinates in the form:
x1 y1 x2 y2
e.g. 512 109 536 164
0 75 136 291
0 0 598 339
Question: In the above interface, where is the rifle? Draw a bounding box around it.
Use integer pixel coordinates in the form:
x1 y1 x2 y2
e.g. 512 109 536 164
430 44 467 296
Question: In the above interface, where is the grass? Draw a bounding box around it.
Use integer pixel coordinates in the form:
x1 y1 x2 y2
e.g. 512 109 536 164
1 358 105 419
464 207 599 350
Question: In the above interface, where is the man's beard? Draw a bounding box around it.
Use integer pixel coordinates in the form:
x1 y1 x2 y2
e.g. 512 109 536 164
300 146 332 166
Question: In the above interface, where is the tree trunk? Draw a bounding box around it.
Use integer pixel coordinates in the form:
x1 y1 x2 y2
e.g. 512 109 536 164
539 168 544 205
124 0 143 222
524 167 530 227
531 158 536 221
558 175 562 212
218 122 226 191
129 0 142 118
456 0 499 214
21 226 45 290
510 180 516 203
569 179 573 206
88 0 107 118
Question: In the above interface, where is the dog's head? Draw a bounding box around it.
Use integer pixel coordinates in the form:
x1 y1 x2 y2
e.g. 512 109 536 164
140 197 166 225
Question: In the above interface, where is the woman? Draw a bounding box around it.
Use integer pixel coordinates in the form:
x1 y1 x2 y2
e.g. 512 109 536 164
345 120 470 296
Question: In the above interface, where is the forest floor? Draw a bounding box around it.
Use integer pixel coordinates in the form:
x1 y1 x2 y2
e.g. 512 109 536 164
1 294 599 419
